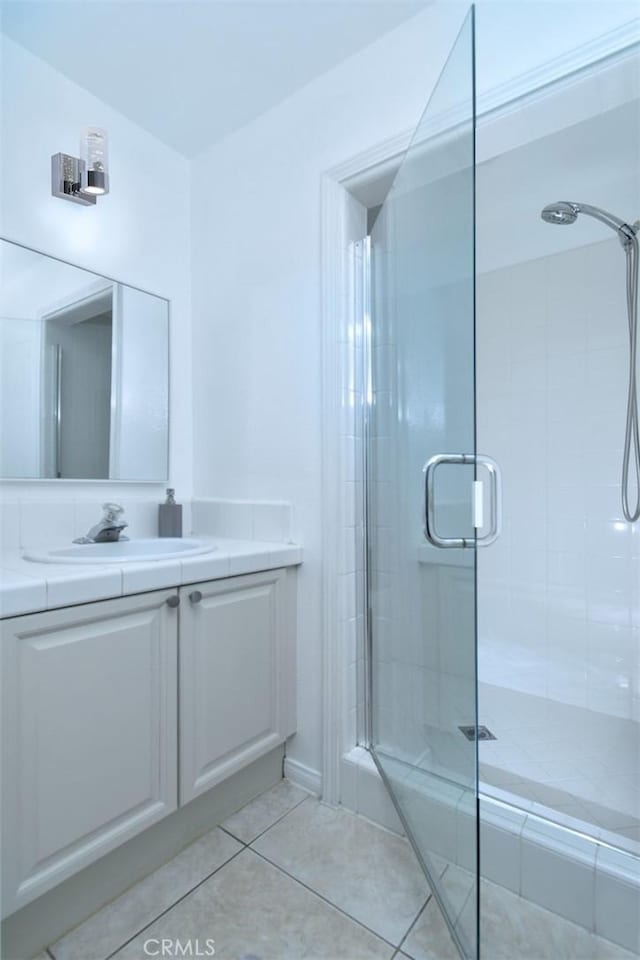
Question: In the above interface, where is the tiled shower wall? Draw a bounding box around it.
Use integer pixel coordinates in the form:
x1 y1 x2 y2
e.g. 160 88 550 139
339 240 367 753
477 236 639 723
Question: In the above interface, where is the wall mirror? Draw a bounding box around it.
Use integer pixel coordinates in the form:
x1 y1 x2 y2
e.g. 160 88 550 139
0 238 169 481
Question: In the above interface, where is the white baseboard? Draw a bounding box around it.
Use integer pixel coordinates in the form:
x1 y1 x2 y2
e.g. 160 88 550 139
284 756 322 797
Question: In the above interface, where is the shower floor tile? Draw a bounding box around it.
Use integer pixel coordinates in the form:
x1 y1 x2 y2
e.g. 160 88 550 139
479 682 640 853
36 781 637 960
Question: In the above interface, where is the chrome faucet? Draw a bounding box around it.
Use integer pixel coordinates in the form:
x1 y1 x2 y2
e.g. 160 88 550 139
74 503 129 544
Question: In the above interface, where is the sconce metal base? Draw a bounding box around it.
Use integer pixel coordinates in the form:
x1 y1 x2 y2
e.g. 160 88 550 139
51 153 96 205
87 169 108 194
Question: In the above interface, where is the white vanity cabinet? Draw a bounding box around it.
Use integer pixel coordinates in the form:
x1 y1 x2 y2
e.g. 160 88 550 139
179 568 296 803
1 589 179 915
1 568 297 916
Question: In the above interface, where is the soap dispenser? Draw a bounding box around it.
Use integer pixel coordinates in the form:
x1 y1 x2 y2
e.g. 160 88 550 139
158 488 183 538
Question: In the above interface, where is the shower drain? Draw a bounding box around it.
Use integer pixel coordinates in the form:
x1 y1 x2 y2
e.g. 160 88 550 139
459 724 496 742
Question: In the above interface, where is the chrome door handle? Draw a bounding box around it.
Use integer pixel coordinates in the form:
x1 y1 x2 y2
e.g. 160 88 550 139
423 453 502 549
166 594 180 608
189 590 203 604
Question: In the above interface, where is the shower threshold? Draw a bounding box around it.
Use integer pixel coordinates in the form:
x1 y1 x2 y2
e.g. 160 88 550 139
342 746 639 954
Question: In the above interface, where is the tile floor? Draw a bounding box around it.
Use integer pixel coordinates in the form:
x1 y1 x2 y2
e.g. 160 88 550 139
30 780 638 960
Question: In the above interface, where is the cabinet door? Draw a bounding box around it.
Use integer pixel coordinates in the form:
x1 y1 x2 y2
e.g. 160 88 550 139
2 589 178 915
180 569 296 803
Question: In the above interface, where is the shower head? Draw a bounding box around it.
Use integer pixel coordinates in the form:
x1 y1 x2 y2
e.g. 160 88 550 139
541 199 640 523
541 201 638 247
541 201 579 225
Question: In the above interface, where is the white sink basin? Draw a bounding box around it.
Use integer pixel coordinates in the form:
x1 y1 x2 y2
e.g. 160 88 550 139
24 538 216 565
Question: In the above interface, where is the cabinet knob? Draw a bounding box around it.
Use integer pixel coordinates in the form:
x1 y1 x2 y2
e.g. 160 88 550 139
189 590 203 604
166 595 180 608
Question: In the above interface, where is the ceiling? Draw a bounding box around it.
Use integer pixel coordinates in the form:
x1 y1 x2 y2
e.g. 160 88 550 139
1 0 429 157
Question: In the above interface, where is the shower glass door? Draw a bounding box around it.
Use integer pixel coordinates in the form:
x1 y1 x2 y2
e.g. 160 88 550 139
367 9 479 959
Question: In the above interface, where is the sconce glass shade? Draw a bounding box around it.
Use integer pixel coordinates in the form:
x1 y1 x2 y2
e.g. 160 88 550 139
81 127 109 195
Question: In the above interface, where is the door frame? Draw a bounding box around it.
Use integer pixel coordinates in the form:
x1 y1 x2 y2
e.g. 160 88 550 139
320 129 413 808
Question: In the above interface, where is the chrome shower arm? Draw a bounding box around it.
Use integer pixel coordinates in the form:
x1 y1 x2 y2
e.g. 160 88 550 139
572 202 631 235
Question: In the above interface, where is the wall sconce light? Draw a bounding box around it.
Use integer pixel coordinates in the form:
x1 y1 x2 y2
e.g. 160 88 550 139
51 128 109 206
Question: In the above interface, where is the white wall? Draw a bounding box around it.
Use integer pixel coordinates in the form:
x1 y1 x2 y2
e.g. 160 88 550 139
190 4 470 781
0 35 192 503
475 0 640 95
0 243 111 319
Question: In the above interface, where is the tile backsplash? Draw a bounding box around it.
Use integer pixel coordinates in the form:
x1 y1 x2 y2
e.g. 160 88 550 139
191 498 293 544
0 495 293 552
0 498 179 551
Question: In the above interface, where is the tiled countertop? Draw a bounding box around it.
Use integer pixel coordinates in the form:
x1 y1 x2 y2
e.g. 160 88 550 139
0 538 303 619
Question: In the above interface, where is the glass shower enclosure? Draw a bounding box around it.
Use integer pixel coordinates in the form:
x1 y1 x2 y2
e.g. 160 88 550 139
365 9 485 959
364 5 640 959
